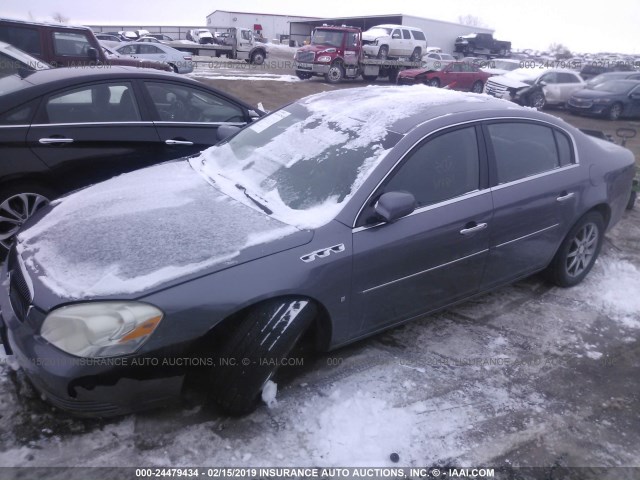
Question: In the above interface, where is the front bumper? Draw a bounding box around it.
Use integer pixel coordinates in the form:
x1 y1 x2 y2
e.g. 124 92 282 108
362 44 381 57
295 62 330 75
568 103 609 116
0 264 184 417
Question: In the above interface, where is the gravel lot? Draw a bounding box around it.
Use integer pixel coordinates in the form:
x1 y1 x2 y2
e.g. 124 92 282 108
1 46 639 475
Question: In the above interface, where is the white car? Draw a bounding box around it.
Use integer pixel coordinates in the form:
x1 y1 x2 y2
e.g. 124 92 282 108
362 24 427 60
187 29 214 45
116 42 194 73
480 58 521 75
484 68 585 109
421 52 456 70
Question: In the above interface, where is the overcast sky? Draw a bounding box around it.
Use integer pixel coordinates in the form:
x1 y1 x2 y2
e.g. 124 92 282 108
3 0 639 53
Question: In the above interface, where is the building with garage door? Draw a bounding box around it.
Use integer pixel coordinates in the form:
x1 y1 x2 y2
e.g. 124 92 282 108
206 10 319 43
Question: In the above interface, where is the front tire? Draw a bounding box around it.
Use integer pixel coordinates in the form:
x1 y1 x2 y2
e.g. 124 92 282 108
428 78 440 88
530 90 546 110
0 183 54 251
546 212 604 287
377 45 389 60
608 102 623 121
251 51 265 65
325 63 344 84
209 298 316 415
410 48 421 61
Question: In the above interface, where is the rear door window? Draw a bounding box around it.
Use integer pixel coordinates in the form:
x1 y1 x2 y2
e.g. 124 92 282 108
402 30 411 40
0 26 42 55
412 31 426 41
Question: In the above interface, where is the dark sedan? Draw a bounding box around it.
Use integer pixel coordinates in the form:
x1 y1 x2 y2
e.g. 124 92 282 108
397 61 491 93
568 80 640 120
0 67 262 250
0 86 634 417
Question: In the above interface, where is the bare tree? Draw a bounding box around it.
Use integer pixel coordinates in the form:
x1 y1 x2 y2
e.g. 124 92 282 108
458 15 487 28
52 12 69 24
549 42 572 59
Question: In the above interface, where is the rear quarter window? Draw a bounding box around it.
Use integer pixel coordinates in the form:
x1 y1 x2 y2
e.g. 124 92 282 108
0 25 42 55
412 31 426 41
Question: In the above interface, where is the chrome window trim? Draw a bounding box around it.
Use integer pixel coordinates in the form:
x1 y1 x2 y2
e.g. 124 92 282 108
352 189 489 233
29 121 155 127
495 223 560 249
351 115 580 229
153 121 247 127
490 163 580 191
361 248 489 294
0 125 31 129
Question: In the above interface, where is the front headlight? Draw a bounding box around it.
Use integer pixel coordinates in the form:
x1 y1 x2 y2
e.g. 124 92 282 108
41 302 163 358
317 56 332 62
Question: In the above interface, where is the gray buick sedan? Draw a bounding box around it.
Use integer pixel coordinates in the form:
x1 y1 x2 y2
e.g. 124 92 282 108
0 86 635 416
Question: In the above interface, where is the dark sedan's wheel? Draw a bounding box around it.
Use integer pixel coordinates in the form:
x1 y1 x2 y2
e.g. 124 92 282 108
547 212 604 287
608 102 623 121
377 46 389 60
296 71 313 80
471 80 484 93
428 78 440 88
530 91 546 110
210 298 316 415
0 185 53 251
325 63 344 84
251 51 265 65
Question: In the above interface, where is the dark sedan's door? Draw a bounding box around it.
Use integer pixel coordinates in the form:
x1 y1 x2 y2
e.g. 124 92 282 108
141 81 249 160
351 126 492 335
26 81 162 189
481 121 581 288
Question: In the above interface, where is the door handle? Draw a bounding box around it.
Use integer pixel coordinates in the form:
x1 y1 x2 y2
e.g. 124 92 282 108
556 192 575 202
39 138 74 144
460 223 487 235
165 139 194 146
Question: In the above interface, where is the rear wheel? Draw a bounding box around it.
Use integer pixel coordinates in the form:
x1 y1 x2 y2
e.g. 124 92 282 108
209 298 317 415
409 47 421 61
0 183 54 251
608 102 623 121
377 45 389 60
546 212 604 287
471 80 484 93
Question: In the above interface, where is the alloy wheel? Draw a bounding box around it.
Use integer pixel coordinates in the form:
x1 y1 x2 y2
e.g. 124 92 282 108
565 222 598 278
0 193 50 250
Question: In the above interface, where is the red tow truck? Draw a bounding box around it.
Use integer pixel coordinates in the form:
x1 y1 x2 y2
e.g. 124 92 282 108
294 25 421 84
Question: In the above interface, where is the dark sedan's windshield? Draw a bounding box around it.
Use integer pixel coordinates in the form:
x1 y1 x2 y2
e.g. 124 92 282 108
194 101 402 227
311 29 344 48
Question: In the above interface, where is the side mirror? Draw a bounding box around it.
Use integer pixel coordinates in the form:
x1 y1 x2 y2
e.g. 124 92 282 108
248 109 261 121
629 92 640 100
217 125 240 142
374 191 416 223
538 80 547 87
87 47 98 61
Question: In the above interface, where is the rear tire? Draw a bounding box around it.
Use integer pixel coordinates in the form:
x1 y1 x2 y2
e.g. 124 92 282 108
546 212 604 287
209 298 316 415
409 48 421 61
377 45 389 60
296 71 313 80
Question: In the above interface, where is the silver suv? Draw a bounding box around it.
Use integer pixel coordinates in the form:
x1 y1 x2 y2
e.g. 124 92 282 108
362 24 427 60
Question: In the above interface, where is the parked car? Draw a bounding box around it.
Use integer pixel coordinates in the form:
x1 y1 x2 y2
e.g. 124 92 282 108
454 33 511 58
0 67 263 250
148 33 174 42
0 40 50 77
118 30 138 41
95 33 122 42
362 24 427 60
397 61 491 93
484 68 585 109
568 80 640 120
421 52 456 70
187 28 214 45
0 19 167 70
585 71 640 89
0 86 634 417
479 58 521 75
136 36 162 43
101 44 173 72
103 31 129 41
116 42 194 73
580 61 635 80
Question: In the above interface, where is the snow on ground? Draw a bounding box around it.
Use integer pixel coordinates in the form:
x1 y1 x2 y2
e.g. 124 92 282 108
1 212 639 468
189 70 300 82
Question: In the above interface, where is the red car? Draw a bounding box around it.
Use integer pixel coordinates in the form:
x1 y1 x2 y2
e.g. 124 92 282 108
397 61 492 93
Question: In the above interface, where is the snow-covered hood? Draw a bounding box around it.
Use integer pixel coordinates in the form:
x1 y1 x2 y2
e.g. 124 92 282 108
362 31 389 42
15 161 312 301
296 44 337 56
397 68 431 79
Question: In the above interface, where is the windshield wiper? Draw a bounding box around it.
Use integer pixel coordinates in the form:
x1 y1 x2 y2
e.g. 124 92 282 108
235 184 273 215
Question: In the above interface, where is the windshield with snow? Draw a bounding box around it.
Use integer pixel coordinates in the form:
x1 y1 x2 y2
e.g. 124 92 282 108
365 28 392 37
